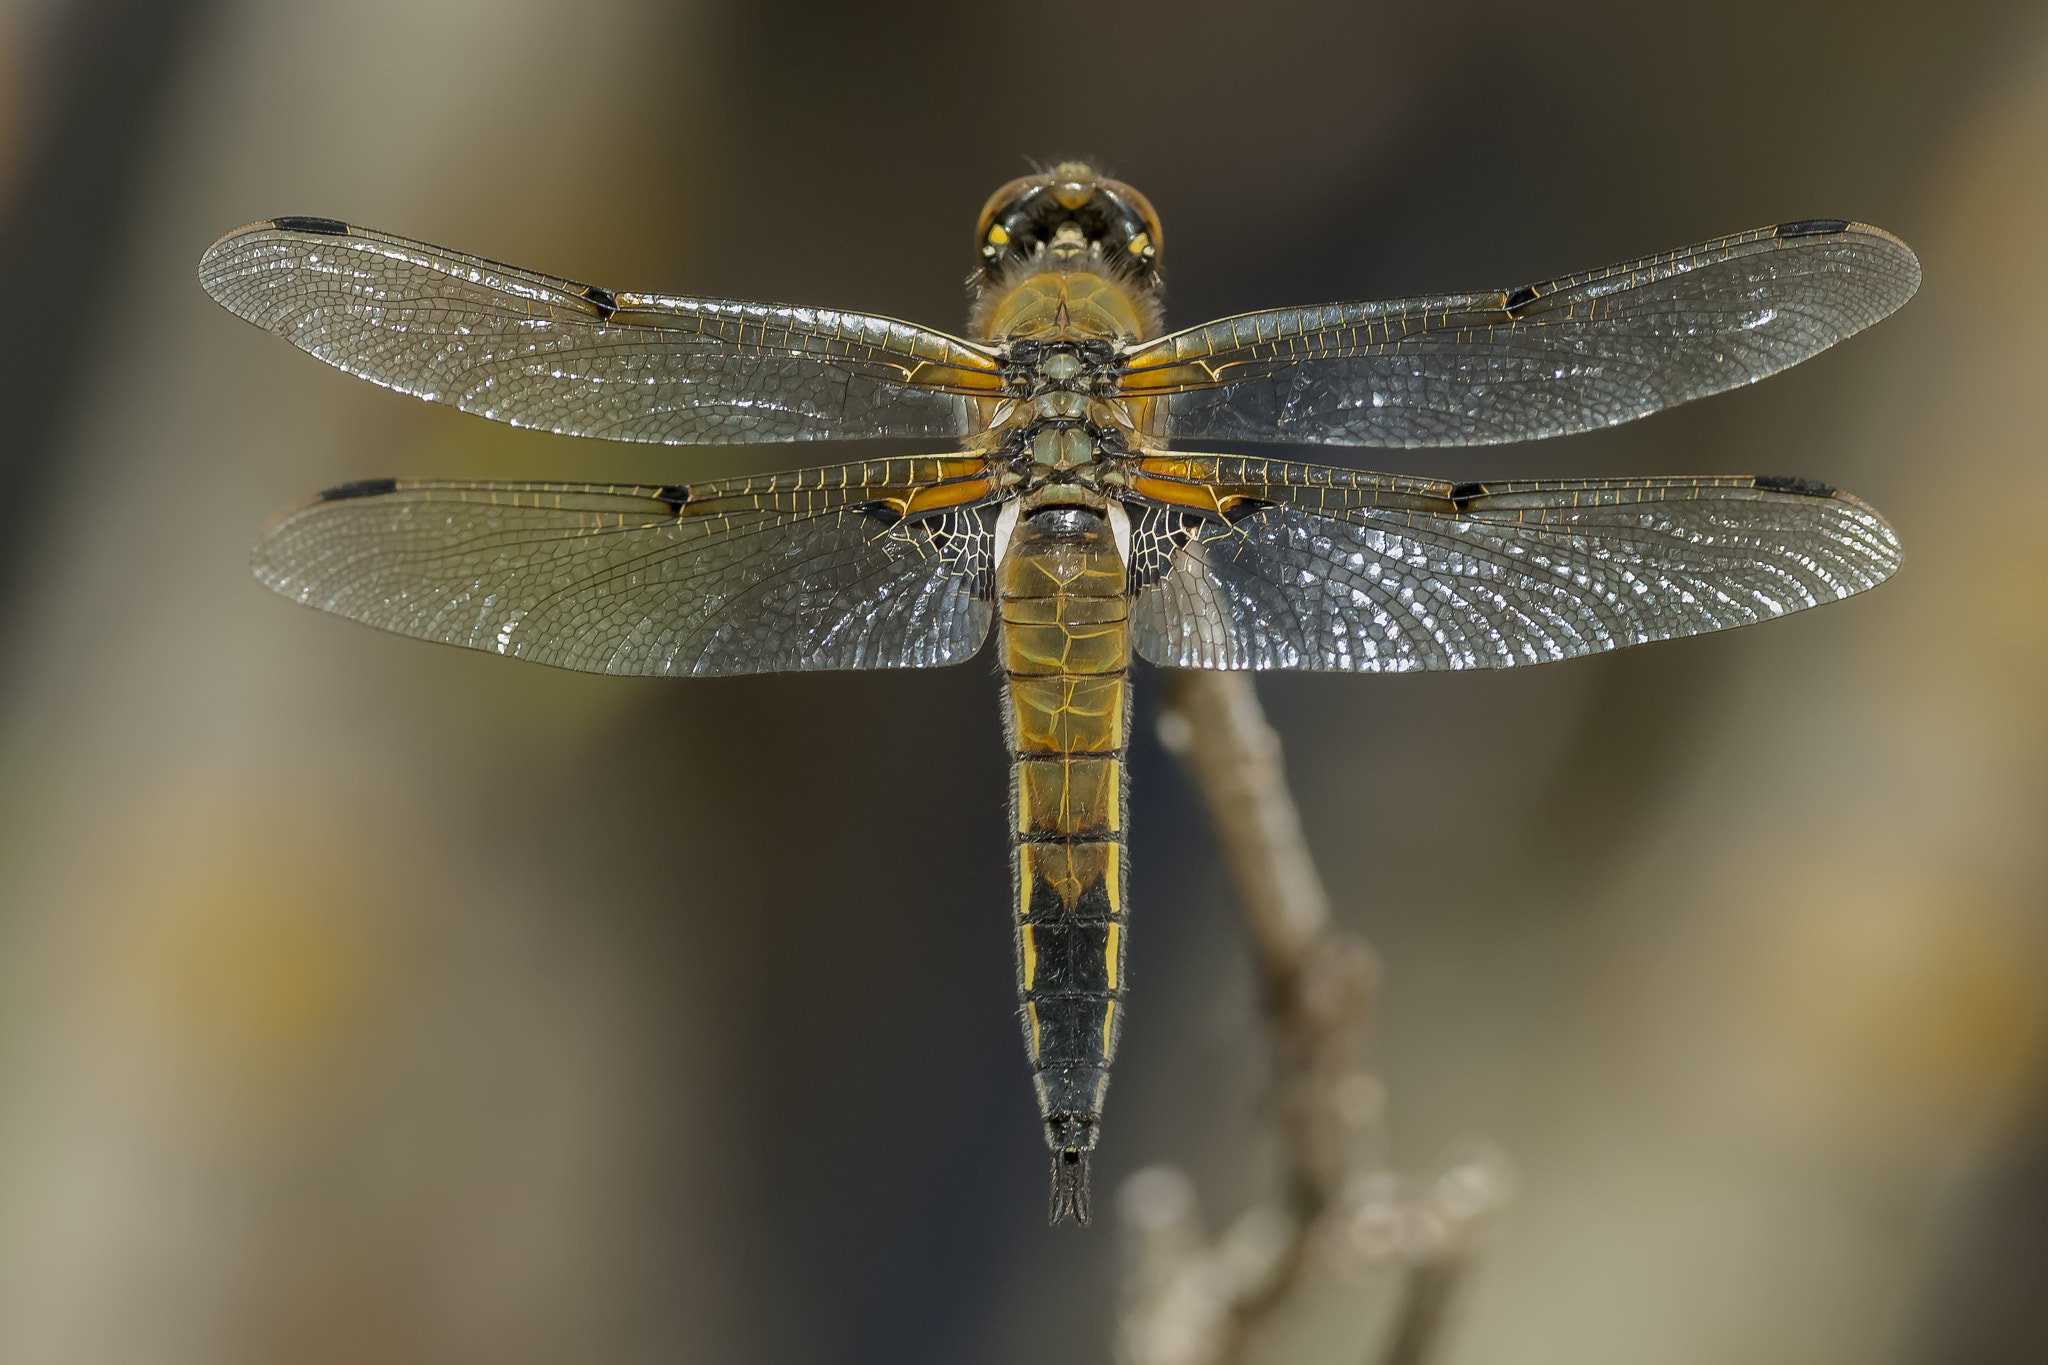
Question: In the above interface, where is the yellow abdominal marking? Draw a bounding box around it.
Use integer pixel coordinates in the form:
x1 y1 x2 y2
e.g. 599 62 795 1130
1101 1001 1116 1059
1015 841 1122 912
1105 923 1120 990
1021 923 1038 990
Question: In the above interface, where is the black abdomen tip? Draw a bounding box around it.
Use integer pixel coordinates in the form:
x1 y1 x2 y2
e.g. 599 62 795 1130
272 215 350 236
1049 1148 1093 1226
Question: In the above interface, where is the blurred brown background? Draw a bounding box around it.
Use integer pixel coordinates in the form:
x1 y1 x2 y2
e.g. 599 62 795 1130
0 1 2044 1362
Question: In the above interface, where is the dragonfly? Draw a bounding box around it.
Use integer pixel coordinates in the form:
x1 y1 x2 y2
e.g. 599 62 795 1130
201 162 1917 1224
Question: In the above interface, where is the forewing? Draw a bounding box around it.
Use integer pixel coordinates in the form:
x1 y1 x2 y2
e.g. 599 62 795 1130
1123 222 1919 447
253 458 1002 675
1127 456 1899 671
201 219 1005 444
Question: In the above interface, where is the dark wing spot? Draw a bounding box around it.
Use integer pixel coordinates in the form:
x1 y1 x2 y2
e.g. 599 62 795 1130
318 477 398 501
1753 474 1835 497
1221 497 1273 525
1776 218 1850 240
273 215 349 236
1503 284 1537 310
654 484 690 514
1447 480 1486 510
852 500 905 526
583 284 618 320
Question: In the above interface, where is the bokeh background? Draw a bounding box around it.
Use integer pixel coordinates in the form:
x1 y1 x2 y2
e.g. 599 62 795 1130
1 2 2044 1362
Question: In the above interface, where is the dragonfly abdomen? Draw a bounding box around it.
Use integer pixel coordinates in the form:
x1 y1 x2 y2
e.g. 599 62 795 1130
999 506 1131 1226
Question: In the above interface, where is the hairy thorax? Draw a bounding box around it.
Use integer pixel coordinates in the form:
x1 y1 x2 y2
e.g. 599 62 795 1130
973 260 1167 515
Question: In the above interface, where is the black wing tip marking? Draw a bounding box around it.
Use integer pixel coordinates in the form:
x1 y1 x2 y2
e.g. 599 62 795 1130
1502 284 1538 310
1775 218 1852 240
271 215 350 236
583 284 618 321
1447 480 1486 509
1754 474 1836 498
318 476 399 501
654 484 691 514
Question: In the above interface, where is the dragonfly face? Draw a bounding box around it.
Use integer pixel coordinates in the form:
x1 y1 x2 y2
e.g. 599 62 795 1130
974 160 1162 286
201 165 1919 1225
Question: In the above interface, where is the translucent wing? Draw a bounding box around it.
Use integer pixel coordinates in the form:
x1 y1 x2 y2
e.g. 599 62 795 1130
1121 222 1919 447
201 219 1006 445
1125 456 1899 671
253 457 1003 675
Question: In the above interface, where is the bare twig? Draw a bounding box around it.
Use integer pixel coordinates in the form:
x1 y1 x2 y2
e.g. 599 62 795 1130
1379 1259 1462 1365
1118 671 1511 1365
1153 669 1336 973
1156 670 1375 1222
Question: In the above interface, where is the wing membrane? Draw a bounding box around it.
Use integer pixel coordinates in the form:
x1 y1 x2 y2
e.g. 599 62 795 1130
1123 222 1919 447
253 457 1002 675
1127 456 1899 671
201 219 1005 445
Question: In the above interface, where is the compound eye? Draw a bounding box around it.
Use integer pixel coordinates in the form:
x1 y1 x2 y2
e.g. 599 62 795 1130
1092 176 1163 266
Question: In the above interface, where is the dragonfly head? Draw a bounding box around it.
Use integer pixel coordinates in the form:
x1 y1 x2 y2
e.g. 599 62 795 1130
974 161 1162 287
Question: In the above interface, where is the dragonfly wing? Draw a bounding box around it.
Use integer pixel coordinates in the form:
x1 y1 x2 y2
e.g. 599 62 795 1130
1122 222 1919 447
253 458 1002 675
1125 457 1899 671
201 219 1005 444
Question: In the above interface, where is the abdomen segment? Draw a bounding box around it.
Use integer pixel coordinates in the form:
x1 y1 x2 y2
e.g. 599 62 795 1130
1000 508 1131 1225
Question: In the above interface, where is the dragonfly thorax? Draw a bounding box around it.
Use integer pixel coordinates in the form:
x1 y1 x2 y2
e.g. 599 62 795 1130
976 265 1159 344
989 378 1137 499
981 329 1144 497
